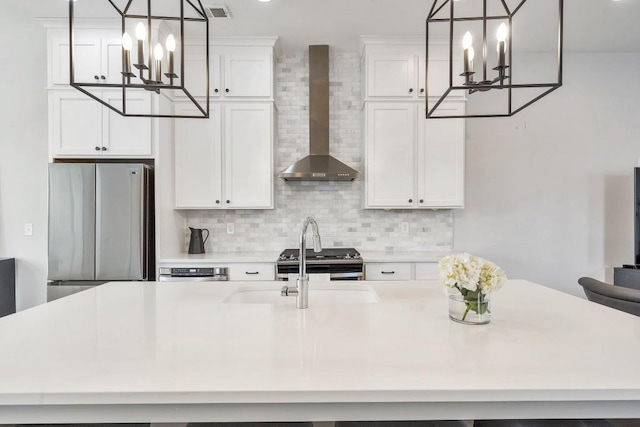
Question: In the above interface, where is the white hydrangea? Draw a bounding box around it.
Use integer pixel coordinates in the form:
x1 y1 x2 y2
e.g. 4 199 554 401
438 253 507 294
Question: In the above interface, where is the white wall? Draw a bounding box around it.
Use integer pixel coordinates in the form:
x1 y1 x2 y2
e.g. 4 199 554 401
454 53 640 296
0 3 50 309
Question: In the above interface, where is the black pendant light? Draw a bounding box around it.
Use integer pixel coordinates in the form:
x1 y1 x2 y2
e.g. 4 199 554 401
425 0 564 119
69 0 210 118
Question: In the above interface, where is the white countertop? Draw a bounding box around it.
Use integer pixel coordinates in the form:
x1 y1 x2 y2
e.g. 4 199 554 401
159 251 449 265
1 279 639 423
159 251 280 264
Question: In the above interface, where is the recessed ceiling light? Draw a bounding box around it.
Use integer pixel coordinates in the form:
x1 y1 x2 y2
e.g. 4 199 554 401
257 0 272 2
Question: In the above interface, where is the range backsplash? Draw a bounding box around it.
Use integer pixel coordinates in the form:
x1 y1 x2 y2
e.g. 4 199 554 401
183 52 454 253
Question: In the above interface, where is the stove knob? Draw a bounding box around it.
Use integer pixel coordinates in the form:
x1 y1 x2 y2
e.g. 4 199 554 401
289 254 296 260
345 253 351 259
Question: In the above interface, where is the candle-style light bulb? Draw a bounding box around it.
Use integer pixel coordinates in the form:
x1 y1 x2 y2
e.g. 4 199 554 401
166 34 176 78
497 23 508 44
154 43 164 82
462 31 474 78
166 34 176 52
462 31 473 50
496 23 508 69
122 32 132 76
122 32 132 51
135 23 146 67
135 23 147 41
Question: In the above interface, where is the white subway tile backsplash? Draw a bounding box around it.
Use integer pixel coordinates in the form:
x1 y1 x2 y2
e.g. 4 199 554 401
184 52 454 253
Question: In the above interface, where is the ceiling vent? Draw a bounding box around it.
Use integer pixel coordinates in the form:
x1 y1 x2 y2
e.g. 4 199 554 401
204 4 231 18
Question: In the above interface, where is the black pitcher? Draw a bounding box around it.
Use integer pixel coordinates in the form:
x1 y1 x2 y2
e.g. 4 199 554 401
188 227 209 254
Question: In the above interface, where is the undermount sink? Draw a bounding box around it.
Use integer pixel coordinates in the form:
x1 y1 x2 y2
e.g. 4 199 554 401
223 284 380 306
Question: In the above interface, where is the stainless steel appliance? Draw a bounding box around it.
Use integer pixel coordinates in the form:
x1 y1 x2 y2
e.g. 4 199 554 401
158 267 228 282
276 248 364 281
47 163 155 301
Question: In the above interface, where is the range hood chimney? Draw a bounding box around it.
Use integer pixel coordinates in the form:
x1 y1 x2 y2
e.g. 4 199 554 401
279 45 359 181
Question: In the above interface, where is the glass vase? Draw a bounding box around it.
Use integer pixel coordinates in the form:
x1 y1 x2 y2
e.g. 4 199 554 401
448 290 491 325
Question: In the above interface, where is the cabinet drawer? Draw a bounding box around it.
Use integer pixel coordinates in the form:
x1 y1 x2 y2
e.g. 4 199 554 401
365 263 412 281
229 263 275 281
415 263 439 281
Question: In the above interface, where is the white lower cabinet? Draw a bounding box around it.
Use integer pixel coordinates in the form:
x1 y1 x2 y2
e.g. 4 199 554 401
174 102 274 209
365 262 439 281
50 90 152 158
229 263 275 281
365 263 413 281
364 101 465 209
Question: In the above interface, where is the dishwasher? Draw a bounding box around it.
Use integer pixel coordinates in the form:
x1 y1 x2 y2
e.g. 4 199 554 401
158 267 229 282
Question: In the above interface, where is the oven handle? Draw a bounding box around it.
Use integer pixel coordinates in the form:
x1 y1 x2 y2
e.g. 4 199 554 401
158 275 228 282
276 272 364 281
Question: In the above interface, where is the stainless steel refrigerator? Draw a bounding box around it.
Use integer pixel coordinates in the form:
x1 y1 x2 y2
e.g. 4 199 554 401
47 163 155 301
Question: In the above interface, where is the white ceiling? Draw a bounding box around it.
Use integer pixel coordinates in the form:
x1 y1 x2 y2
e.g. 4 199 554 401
24 0 640 53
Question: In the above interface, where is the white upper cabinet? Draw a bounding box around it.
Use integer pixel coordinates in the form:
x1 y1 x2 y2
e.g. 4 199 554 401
223 51 272 98
417 102 465 208
174 103 223 209
174 102 274 210
366 54 417 98
49 30 122 86
364 101 465 210
175 43 275 100
365 103 416 208
361 38 463 100
224 103 273 208
50 90 152 158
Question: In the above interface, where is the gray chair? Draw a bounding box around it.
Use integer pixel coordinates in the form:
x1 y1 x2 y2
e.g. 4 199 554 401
578 277 640 317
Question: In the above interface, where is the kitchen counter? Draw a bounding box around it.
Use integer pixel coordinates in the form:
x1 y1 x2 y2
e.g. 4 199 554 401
0 279 639 424
159 251 280 264
159 251 450 265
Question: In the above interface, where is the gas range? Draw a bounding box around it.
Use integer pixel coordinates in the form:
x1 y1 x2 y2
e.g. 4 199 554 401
276 248 364 281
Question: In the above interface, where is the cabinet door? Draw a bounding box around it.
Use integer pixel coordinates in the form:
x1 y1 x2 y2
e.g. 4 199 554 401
365 103 416 208
175 103 223 209
417 102 465 208
224 103 273 208
101 37 124 84
51 91 103 156
51 36 101 85
420 56 463 98
366 54 416 98
102 91 152 156
223 52 272 98
175 49 221 99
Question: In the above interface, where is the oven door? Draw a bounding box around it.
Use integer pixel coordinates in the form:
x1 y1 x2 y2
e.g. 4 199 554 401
276 264 364 281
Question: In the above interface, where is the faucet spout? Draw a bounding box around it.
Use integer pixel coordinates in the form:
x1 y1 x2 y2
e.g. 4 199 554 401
296 217 321 309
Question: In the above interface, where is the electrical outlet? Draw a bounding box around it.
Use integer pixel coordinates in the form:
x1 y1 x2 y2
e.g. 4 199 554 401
226 223 235 235
400 222 409 234
24 223 33 236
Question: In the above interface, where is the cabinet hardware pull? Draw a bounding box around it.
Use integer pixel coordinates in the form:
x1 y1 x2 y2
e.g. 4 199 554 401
226 200 230 204
225 88 230 93
94 75 99 80
381 271 395 275
101 147 107 151
409 88 414 94
95 146 101 151
420 88 425 93
245 272 259 275
100 75 106 80
215 200 220 204
214 89 219 93
408 199 413 203
419 199 424 204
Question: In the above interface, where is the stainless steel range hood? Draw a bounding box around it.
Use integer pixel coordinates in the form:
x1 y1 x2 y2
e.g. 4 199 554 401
279 45 359 182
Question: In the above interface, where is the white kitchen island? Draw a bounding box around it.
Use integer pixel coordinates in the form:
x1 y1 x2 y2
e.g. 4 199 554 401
0 279 639 424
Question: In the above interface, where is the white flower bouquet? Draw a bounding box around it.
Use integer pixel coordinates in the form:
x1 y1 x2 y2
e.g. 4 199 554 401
438 253 507 323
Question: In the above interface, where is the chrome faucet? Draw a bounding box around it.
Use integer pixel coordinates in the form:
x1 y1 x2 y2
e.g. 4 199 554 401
281 217 322 309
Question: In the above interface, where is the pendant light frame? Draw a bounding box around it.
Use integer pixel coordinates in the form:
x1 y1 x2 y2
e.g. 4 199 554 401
425 0 564 119
69 0 210 119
